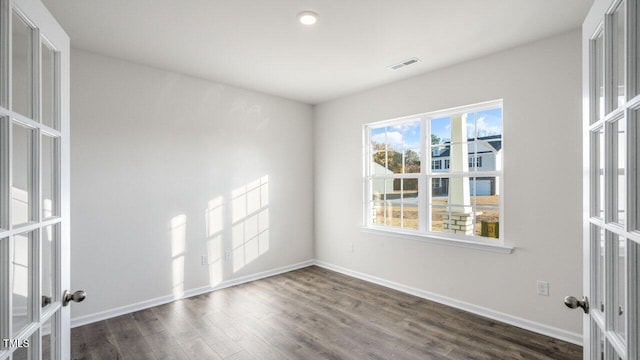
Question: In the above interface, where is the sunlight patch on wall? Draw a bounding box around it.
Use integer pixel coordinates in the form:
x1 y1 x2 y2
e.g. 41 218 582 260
170 214 187 298
232 176 270 273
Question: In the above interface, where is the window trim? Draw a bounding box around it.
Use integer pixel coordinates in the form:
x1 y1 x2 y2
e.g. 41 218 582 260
363 99 509 252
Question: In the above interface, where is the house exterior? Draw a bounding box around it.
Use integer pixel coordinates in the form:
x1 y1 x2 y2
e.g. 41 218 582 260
431 135 502 196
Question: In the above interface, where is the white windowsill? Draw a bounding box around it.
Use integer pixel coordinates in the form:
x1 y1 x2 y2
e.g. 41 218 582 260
361 227 514 254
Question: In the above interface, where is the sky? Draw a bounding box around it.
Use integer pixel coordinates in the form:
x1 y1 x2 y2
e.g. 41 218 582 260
371 108 502 150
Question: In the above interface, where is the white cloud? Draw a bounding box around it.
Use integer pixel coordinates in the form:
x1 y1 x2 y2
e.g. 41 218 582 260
471 116 501 137
371 131 403 146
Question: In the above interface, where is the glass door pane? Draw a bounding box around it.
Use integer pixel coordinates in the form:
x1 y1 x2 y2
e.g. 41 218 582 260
593 127 605 218
11 123 34 227
593 32 605 122
11 11 34 118
612 1 626 108
41 43 57 129
41 134 58 219
0 117 7 230
635 0 640 97
610 117 626 225
593 225 605 313
613 236 626 339
11 231 33 336
634 109 640 231
41 315 56 360
41 225 56 309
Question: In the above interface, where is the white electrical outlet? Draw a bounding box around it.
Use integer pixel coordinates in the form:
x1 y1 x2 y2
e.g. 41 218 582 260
201 255 208 265
537 281 549 296
224 250 232 261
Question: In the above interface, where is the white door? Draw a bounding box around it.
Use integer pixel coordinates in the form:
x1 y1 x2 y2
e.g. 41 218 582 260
0 0 71 359
579 0 640 359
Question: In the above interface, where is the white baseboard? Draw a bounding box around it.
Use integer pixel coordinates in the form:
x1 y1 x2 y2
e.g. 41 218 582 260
313 260 583 346
70 259 315 328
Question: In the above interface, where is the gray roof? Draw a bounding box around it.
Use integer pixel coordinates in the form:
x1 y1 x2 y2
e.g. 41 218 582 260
432 135 501 158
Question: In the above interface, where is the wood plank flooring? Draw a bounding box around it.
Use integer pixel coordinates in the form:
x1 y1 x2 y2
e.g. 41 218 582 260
71 266 582 360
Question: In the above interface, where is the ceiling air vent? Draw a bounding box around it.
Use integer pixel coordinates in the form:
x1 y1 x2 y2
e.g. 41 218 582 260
389 57 421 71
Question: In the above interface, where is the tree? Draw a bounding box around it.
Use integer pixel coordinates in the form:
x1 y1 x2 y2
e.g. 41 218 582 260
431 134 441 145
372 141 420 175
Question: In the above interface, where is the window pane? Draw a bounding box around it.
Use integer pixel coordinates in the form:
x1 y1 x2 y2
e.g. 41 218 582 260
12 345 29 360
449 177 472 208
11 123 34 226
12 232 33 336
431 145 449 173
431 177 449 232
593 127 605 218
371 201 385 226
593 225 605 313
42 135 58 219
474 176 500 238
42 225 56 309
370 121 421 174
476 207 499 238
613 1 626 108
404 148 420 174
41 43 57 128
0 118 7 230
11 12 33 118
473 139 502 172
446 205 474 235
449 142 470 172
595 323 605 360
386 196 400 227
632 242 640 357
372 178 389 201
431 205 448 233
42 315 56 360
635 110 640 230
431 116 450 145
611 117 626 225
614 236 626 339
401 179 418 230
431 177 449 200
593 32 605 122
470 176 500 199
473 108 503 138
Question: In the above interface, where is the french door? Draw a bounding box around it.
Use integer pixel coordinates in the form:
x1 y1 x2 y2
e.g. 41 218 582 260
582 0 640 359
0 0 69 359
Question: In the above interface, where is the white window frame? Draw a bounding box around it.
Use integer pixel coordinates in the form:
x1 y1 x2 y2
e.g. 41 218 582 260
363 99 512 253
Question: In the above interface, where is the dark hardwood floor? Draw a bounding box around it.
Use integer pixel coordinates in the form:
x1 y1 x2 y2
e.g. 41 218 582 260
71 266 582 360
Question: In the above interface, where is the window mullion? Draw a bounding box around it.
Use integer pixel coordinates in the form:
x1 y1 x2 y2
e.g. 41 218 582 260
422 116 430 233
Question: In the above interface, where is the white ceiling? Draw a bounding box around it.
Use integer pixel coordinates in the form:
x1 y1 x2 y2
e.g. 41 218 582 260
41 0 593 105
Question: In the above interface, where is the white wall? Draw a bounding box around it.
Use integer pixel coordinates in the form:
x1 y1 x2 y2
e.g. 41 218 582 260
70 49 314 319
314 30 583 336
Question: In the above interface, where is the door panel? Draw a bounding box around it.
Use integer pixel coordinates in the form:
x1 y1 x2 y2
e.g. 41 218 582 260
583 0 640 359
0 0 69 359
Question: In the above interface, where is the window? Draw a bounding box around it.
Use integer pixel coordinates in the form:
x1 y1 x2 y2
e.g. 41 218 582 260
364 100 503 245
469 155 482 169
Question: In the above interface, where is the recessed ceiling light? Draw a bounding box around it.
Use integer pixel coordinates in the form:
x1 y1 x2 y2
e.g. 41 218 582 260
298 11 318 25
